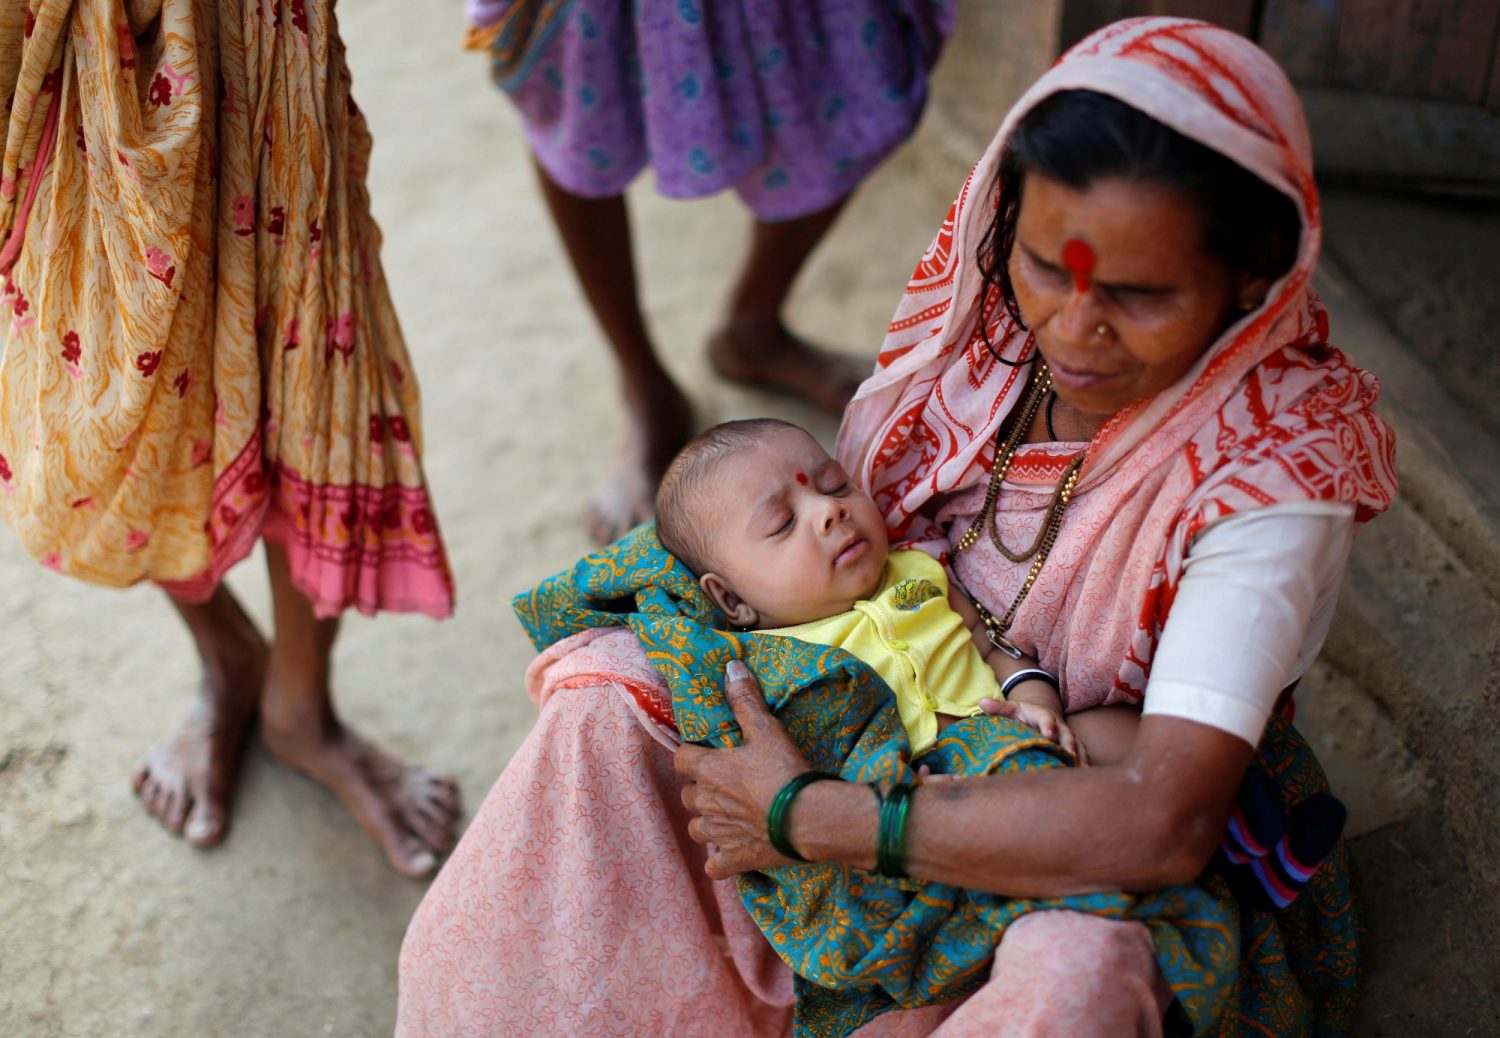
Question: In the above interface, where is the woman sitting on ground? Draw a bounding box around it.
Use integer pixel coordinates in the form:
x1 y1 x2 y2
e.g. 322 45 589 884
397 19 1396 1035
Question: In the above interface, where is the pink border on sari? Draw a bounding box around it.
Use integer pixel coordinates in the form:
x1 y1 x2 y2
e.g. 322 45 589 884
159 429 454 619
0 92 62 277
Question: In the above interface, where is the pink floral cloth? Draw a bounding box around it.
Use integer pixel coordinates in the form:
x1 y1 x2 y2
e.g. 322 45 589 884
397 630 795 1037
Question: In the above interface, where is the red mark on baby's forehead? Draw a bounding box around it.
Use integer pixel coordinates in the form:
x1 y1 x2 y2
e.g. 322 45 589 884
794 472 808 486
1060 237 1096 292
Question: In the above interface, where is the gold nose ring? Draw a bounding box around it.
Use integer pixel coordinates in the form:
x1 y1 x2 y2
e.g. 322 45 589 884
1094 324 1109 338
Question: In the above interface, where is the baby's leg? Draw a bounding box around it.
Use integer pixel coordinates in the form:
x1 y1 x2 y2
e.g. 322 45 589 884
1065 705 1142 766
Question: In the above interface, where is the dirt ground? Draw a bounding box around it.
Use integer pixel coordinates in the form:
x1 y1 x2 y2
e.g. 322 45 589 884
1 2 1495 1036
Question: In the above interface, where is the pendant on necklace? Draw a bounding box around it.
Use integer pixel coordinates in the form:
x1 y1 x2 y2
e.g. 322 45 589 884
986 628 1024 660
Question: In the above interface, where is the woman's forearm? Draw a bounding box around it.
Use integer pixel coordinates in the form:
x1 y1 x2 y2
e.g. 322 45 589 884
905 765 1198 896
789 714 1255 898
790 780 880 872
790 765 1176 896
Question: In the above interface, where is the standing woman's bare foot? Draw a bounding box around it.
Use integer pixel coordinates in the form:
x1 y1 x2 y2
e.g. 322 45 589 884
584 378 694 545
707 318 867 416
260 705 461 879
258 543 460 878
133 589 266 847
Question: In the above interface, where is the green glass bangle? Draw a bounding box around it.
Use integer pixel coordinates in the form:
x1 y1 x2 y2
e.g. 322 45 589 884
876 782 915 878
767 771 839 862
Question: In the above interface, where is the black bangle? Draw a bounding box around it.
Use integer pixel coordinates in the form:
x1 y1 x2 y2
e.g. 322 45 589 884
1000 668 1058 699
767 771 839 862
876 782 915 878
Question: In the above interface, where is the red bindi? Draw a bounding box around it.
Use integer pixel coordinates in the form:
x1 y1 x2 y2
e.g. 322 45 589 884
794 472 808 485
1060 237 1096 293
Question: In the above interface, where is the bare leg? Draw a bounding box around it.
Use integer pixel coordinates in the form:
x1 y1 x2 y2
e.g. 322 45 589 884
132 585 265 847
707 200 868 415
257 541 460 878
532 159 694 544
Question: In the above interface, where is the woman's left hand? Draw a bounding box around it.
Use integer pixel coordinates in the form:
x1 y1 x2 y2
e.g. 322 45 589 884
674 660 811 879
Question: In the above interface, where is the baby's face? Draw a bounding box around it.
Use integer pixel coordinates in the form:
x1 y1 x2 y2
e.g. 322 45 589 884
698 427 889 629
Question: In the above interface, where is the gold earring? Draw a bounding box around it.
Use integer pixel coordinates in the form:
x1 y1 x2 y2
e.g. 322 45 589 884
1240 296 1260 311
1094 323 1109 337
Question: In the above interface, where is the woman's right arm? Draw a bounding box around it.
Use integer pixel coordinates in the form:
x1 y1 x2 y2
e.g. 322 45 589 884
791 503 1357 896
679 664 1252 896
681 504 1353 896
789 713 1255 896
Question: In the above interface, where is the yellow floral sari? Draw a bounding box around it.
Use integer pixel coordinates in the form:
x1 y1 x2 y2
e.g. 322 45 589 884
0 0 452 617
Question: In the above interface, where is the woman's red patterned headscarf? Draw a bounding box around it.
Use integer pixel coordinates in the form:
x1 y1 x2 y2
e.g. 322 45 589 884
837 18 1397 702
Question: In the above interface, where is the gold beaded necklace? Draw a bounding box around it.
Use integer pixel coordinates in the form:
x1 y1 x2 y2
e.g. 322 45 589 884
953 362 1086 659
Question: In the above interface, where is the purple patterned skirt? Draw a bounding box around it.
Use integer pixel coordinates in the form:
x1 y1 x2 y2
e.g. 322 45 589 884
468 0 954 220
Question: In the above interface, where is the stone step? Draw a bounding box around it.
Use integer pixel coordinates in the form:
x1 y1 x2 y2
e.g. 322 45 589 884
1315 256 1500 602
1304 253 1500 1025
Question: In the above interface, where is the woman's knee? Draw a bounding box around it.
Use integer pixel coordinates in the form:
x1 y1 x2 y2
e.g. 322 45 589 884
1004 908 1157 965
936 911 1170 1038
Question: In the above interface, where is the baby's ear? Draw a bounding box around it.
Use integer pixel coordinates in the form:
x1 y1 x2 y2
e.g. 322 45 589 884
700 573 758 628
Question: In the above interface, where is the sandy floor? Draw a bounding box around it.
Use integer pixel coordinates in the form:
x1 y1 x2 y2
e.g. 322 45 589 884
0 3 952 1035
2 2 1496 1036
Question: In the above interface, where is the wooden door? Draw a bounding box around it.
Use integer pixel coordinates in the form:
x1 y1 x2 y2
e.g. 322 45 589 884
1057 0 1500 189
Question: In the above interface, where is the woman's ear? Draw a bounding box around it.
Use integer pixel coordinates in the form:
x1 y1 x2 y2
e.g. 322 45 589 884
700 572 759 628
1234 270 1274 313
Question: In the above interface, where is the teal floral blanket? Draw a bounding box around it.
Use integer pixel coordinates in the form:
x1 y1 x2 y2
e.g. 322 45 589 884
514 527 1359 1037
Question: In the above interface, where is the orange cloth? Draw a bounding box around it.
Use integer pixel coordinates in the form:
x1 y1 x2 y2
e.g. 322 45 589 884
0 0 452 617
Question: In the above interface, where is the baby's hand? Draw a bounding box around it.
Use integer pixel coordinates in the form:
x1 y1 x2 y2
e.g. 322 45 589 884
978 697 1091 766
916 763 963 783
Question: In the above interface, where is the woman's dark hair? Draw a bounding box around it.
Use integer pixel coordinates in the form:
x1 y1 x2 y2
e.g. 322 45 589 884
979 90 1302 345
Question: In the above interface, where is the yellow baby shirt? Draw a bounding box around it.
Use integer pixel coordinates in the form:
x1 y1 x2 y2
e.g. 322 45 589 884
764 550 998 757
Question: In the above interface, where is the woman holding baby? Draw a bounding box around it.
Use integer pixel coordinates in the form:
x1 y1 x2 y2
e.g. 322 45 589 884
398 18 1396 1036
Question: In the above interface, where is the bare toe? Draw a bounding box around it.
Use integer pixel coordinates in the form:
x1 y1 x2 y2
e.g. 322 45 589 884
164 787 190 834
406 808 455 856
184 801 229 847
407 786 461 851
584 480 650 546
394 838 439 880
357 788 441 878
585 457 662 545
350 776 435 876
148 780 170 821
138 776 162 819
424 779 462 818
